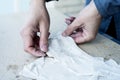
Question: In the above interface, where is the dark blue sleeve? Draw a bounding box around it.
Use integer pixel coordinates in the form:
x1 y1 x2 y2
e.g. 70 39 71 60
94 0 120 18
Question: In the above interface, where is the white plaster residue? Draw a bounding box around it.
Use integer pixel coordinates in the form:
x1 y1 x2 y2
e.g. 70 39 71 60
20 34 120 80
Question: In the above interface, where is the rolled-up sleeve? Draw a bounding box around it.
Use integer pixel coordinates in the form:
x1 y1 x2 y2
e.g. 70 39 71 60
94 0 120 18
46 0 58 2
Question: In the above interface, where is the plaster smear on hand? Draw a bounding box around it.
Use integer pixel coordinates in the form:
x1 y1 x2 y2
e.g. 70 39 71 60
20 33 120 80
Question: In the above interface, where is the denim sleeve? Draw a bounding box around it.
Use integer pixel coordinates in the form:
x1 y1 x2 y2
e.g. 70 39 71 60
46 0 58 2
94 0 120 18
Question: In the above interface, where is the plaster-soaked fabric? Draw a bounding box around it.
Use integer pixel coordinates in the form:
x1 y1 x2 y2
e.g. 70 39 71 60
20 34 120 80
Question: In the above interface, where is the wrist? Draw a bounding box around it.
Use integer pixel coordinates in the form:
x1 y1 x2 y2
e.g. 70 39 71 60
30 0 46 16
90 0 102 19
30 0 46 10
31 0 45 4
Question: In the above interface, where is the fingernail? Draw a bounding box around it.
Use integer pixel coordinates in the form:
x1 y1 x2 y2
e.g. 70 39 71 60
40 52 47 57
62 32 67 37
40 45 48 52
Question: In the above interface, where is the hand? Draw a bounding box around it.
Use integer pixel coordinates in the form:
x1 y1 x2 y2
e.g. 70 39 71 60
20 0 50 57
62 1 102 43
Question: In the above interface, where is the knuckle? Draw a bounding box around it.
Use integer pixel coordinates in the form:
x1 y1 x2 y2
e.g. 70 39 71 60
20 27 31 37
65 27 73 34
40 40 48 45
90 35 96 41
20 24 34 37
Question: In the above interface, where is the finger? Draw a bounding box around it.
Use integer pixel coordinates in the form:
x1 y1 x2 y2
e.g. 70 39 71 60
69 17 76 20
65 19 71 25
26 47 46 57
22 34 46 57
65 17 75 21
65 17 76 25
62 25 77 37
39 23 49 52
71 32 95 44
62 18 83 37
70 32 82 38
70 32 86 43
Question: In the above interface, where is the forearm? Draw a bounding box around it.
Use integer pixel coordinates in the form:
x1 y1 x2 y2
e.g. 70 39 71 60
94 0 120 18
26 0 49 26
30 0 46 11
29 0 47 19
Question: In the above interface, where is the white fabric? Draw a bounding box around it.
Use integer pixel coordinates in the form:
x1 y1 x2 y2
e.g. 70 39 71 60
20 34 120 80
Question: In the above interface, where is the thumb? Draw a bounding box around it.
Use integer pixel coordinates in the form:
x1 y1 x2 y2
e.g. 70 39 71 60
62 18 82 36
39 23 49 52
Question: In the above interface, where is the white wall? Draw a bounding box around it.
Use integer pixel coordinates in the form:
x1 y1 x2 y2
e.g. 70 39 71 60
0 0 31 15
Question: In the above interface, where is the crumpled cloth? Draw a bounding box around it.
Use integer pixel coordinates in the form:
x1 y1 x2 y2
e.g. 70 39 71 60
20 34 120 80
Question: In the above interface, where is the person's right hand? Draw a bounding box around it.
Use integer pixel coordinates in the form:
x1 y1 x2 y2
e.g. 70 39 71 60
20 0 50 57
62 0 102 44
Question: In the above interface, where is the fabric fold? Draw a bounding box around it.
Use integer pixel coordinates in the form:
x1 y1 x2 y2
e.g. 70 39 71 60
20 34 120 80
